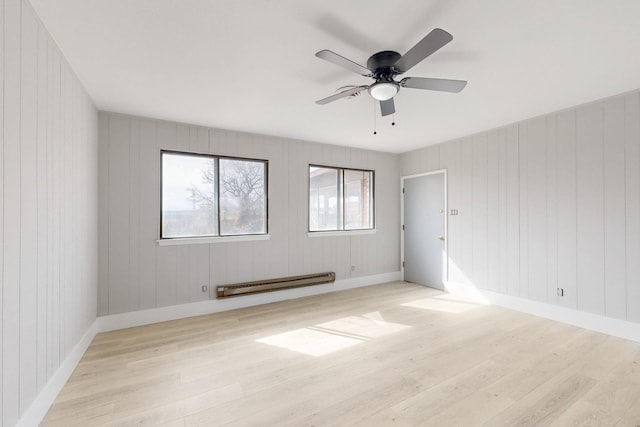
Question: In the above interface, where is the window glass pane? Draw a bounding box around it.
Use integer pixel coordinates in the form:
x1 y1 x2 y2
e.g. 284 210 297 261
162 153 217 238
219 158 267 235
309 167 339 231
344 170 373 229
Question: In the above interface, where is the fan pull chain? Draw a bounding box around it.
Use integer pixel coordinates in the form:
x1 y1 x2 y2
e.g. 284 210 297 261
373 100 377 135
392 113 396 126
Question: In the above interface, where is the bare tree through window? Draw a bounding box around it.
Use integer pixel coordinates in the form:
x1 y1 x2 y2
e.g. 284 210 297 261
162 152 267 239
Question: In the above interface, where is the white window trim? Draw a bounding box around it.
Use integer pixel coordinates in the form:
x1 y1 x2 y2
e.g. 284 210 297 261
157 234 270 246
308 165 375 233
307 229 376 238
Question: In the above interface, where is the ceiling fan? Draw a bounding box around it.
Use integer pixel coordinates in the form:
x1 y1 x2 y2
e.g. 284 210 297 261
315 28 467 116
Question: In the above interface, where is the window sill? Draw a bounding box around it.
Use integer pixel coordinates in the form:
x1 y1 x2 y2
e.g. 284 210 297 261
307 229 376 238
157 234 270 246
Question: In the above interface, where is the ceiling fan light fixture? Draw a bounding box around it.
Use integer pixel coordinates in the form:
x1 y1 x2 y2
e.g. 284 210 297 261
368 81 399 101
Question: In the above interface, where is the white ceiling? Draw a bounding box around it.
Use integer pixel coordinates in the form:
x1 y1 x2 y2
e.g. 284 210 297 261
29 0 640 153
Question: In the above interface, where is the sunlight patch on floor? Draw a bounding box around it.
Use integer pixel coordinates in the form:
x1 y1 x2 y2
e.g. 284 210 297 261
256 328 362 357
256 312 410 357
401 294 486 313
316 313 410 339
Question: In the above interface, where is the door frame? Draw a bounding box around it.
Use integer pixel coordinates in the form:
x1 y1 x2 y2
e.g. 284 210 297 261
400 169 448 283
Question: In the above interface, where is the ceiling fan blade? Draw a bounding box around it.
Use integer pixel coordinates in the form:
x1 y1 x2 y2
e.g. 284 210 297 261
380 98 395 116
393 28 453 74
316 86 368 105
401 77 467 93
316 50 372 76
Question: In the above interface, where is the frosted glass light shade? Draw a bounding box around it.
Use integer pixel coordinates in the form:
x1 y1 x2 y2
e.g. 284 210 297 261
368 82 399 101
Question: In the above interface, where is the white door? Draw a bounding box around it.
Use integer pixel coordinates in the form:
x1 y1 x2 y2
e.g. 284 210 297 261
402 172 446 289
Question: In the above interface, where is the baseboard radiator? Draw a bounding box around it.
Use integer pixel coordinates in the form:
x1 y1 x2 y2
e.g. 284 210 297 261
216 272 336 299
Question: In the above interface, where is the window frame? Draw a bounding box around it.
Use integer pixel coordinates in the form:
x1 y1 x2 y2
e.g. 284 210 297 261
308 164 375 233
160 149 269 240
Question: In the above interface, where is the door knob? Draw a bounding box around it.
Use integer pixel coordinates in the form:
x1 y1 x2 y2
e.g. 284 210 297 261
438 236 444 241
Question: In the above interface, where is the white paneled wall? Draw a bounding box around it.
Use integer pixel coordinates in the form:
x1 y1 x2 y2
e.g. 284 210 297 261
401 90 640 324
1 0 98 425
98 112 400 316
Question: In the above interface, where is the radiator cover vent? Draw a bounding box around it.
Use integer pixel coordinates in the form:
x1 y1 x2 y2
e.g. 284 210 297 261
216 272 336 299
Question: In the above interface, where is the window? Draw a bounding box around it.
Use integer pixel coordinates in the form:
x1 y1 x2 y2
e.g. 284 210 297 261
161 151 267 239
309 165 374 232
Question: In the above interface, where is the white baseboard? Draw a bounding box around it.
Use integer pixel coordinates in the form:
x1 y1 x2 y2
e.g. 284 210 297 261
445 281 640 343
17 319 99 427
97 271 401 332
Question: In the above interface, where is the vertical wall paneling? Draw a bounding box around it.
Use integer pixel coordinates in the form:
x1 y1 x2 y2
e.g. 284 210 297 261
128 118 140 310
486 130 500 292
20 3 38 410
576 103 605 315
1 1 98 423
36 21 50 391
416 146 429 172
556 110 578 309
471 134 488 289
250 240 266 286
505 125 520 296
97 113 109 315
603 97 627 319
61 62 69 355
401 146 420 176
107 115 131 313
526 117 547 302
138 118 158 310
266 137 288 280
3 0 22 423
498 128 509 294
625 93 640 322
50 41 61 372
0 0 5 420
424 145 439 172
35 19 47 392
44 36 52 374
188 244 209 302
286 140 303 277
518 122 529 298
224 242 240 285
545 115 558 305
458 138 473 284
350 237 363 279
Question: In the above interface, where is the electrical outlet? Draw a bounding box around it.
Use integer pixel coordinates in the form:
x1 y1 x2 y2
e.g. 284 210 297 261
202 285 208 293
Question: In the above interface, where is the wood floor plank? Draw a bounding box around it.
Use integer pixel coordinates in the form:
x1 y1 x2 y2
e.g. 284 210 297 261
41 282 640 426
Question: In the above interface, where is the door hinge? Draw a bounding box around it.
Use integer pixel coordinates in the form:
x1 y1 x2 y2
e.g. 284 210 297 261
402 187 405 194
402 261 405 268
402 224 405 231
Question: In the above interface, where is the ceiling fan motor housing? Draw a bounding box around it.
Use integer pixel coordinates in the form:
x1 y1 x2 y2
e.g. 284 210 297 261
367 51 402 79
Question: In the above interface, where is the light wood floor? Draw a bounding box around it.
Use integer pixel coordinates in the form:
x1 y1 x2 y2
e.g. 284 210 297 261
42 282 640 426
